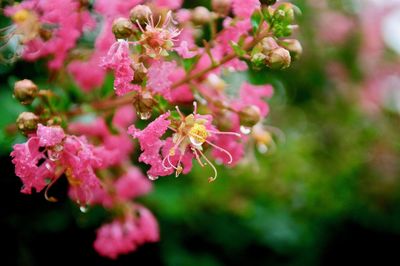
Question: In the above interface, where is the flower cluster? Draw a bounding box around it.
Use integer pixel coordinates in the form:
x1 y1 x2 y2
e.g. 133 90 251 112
5 0 302 259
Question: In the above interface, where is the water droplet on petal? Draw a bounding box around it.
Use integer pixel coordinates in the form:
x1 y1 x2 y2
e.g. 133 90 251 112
48 151 61 161
79 205 89 213
189 136 204 146
257 143 268 154
240 125 251 135
148 175 159 181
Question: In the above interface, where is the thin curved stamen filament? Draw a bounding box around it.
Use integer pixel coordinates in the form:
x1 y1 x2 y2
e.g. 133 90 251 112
191 147 205 167
208 130 241 137
198 149 218 182
204 139 233 164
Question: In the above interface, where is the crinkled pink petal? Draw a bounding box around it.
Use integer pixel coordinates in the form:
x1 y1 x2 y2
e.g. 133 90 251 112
147 60 177 99
68 56 105 91
37 124 65 147
11 137 56 194
94 218 138 259
175 41 197 59
128 112 171 178
233 82 274 117
169 68 194 103
113 105 136 128
136 205 159 243
232 0 260 18
212 135 244 166
115 167 152 200
153 0 183 10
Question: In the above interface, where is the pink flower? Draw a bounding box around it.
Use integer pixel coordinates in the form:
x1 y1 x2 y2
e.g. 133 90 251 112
233 82 274 117
175 41 197 58
37 124 65 147
153 0 183 10
11 137 56 194
161 138 194 175
94 208 159 259
135 205 159 243
6 0 88 69
94 218 139 259
128 112 171 179
115 167 152 200
169 68 194 103
69 106 134 167
147 61 177 99
232 0 260 18
68 57 105 91
102 40 137 96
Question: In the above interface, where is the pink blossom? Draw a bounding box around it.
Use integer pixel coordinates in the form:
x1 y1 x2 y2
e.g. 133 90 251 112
169 68 194 103
147 61 177 99
68 57 105 91
136 205 159 243
115 167 152 200
233 82 274 117
232 0 260 18
69 106 134 166
153 0 183 10
128 112 171 178
11 137 55 194
6 0 88 69
94 208 159 259
102 40 136 96
94 218 139 259
175 41 197 58
37 124 65 147
161 138 194 174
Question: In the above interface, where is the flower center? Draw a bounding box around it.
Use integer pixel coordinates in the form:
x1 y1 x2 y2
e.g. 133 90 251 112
12 9 30 23
188 123 208 146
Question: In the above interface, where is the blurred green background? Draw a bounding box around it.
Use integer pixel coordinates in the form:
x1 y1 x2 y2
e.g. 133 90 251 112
2 0 400 265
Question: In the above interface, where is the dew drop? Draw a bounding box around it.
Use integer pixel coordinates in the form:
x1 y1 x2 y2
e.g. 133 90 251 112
240 125 251 135
189 136 204 146
148 175 159 181
48 151 61 161
79 205 89 213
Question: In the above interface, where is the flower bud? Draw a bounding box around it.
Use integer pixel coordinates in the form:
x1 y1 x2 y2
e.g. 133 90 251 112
16 112 39 135
192 7 212 25
130 5 152 25
251 52 266 65
133 91 156 120
133 62 148 84
274 3 294 22
206 74 226 92
261 37 279 54
267 47 291 70
239 106 261 127
280 39 302 60
212 0 232 16
112 18 133 39
260 0 277 5
14 79 38 105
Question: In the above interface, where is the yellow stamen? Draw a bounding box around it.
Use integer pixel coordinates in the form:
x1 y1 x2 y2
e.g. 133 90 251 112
12 9 30 23
188 123 208 145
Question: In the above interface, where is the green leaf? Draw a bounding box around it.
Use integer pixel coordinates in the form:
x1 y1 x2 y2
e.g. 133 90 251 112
230 41 246 57
251 12 262 34
182 56 198 72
